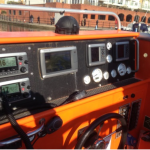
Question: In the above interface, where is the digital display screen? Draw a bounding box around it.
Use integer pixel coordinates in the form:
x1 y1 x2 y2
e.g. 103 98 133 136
2 83 20 95
0 57 17 68
118 45 124 58
45 51 71 73
91 47 99 62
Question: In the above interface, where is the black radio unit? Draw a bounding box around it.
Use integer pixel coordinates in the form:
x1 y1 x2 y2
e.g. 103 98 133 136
0 78 31 103
0 52 28 78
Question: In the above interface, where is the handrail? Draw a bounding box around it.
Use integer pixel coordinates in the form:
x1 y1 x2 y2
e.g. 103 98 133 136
0 4 121 30
0 123 44 146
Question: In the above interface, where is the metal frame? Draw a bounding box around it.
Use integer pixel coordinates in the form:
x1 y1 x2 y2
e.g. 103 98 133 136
40 46 78 79
0 4 121 30
116 41 129 62
88 43 106 66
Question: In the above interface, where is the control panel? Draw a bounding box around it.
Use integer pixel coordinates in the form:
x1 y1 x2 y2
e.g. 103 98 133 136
0 52 28 78
0 38 138 124
0 78 31 103
82 39 135 87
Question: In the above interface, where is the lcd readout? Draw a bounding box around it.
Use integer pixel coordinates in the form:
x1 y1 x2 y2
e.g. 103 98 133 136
2 83 20 95
91 47 99 62
118 45 124 58
0 57 17 68
45 51 71 73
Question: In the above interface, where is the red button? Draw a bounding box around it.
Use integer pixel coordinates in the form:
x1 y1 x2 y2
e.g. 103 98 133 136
19 62 22 65
22 87 25 91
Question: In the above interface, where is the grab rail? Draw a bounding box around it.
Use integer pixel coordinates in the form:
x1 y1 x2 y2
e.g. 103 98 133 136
0 4 121 30
0 123 44 146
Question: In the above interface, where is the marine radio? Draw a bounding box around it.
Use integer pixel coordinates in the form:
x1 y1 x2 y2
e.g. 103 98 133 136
0 52 28 78
0 78 31 103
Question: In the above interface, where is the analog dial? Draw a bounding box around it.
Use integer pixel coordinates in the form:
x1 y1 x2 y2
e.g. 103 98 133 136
117 63 127 76
83 75 91 85
92 68 103 83
111 70 117 78
103 72 109 80
127 67 132 74
106 55 113 63
107 42 112 50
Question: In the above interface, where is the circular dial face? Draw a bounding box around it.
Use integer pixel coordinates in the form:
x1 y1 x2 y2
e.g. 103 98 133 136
117 63 127 76
106 55 113 63
107 42 112 50
127 67 132 74
111 70 117 78
103 72 109 80
92 68 103 83
83 75 91 85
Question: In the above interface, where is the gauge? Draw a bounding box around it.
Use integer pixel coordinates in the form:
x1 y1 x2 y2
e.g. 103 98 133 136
111 70 117 78
127 67 132 74
106 55 112 63
103 72 109 80
83 75 91 85
117 63 127 76
107 42 112 50
92 68 103 83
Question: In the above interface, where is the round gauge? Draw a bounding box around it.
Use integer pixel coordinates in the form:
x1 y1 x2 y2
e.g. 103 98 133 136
106 55 113 63
111 70 117 78
117 63 127 76
83 75 91 85
127 67 132 74
92 68 103 83
107 42 112 50
103 72 109 80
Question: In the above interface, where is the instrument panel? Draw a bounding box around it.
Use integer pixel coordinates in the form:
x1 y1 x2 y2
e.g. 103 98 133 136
0 37 137 122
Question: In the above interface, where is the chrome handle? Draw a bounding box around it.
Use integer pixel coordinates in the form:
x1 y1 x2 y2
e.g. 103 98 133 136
0 4 121 30
132 39 139 73
0 124 44 146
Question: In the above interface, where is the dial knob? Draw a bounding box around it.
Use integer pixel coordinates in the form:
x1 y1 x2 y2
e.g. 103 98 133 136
19 56 23 60
24 60 28 64
27 85 31 90
21 82 26 86
20 67 27 73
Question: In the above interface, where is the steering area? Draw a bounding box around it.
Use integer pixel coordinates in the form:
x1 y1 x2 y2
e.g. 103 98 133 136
75 113 127 149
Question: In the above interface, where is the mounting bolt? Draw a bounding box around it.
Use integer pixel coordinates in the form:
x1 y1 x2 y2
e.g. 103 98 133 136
2 48 6 51
31 72 34 75
28 47 31 50
47 97 52 101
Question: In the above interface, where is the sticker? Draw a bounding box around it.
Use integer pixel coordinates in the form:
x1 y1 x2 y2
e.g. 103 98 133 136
144 116 150 130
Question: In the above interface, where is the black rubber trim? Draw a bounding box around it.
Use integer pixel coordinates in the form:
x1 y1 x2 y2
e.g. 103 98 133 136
75 113 127 149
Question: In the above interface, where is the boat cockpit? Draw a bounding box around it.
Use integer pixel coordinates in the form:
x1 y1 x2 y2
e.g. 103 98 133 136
0 4 149 149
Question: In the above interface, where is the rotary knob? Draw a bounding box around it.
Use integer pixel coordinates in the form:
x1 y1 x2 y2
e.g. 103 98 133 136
20 67 27 73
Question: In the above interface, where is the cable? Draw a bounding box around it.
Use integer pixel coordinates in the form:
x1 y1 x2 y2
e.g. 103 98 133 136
32 136 39 147
2 97 33 149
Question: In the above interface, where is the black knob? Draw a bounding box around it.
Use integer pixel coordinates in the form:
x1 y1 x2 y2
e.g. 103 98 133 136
21 82 26 86
27 85 31 90
131 93 135 98
23 92 30 98
24 60 28 64
19 56 23 61
20 67 27 73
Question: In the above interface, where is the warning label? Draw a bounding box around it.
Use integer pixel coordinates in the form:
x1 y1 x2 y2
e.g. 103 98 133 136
144 116 150 130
